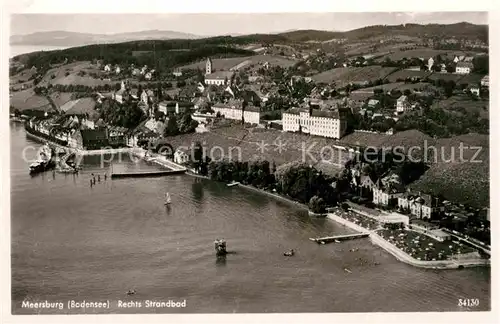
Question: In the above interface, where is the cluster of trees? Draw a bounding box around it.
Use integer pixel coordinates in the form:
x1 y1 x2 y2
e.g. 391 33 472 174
98 98 146 129
24 41 254 76
206 159 338 210
163 109 199 136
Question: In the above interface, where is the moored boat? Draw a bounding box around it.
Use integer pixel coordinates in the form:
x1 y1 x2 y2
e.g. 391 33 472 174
29 144 55 174
227 181 240 187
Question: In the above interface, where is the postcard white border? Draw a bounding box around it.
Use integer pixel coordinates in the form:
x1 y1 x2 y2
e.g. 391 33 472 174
1 0 498 323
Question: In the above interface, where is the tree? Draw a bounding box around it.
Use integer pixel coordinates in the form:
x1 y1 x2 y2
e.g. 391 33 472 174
164 114 179 136
443 80 456 98
309 196 326 214
178 109 198 133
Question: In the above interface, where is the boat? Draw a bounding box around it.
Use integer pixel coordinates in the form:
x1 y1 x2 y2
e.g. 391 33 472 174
344 268 352 273
227 181 240 187
164 192 171 205
214 239 227 256
29 144 55 174
284 249 295 257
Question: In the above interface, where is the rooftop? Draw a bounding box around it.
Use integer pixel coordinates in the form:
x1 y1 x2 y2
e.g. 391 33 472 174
205 71 235 80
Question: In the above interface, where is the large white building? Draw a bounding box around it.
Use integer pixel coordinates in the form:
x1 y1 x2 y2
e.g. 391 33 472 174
212 101 261 125
282 108 347 139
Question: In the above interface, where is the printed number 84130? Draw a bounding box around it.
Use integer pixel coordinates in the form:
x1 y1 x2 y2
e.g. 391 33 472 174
458 299 479 307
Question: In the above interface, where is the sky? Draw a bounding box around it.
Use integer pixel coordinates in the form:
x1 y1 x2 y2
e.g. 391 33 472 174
11 12 488 36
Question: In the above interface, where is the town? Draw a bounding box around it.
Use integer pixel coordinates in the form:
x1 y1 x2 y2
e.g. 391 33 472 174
10 22 490 262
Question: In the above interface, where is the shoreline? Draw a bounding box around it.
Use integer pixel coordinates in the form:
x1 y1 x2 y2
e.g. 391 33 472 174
326 213 489 269
24 127 135 156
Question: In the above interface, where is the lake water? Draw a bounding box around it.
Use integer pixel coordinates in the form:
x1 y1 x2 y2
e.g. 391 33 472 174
10 45 68 58
10 122 491 313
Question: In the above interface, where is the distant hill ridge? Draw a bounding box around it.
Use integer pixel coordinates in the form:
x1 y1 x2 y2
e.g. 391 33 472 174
11 22 488 47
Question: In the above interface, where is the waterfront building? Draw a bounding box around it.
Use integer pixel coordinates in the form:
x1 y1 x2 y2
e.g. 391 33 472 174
282 107 348 139
173 148 190 165
398 192 436 219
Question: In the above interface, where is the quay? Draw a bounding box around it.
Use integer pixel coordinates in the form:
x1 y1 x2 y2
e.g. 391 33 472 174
310 233 369 244
111 169 186 179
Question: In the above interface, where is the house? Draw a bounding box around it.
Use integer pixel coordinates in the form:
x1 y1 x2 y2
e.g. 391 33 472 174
396 95 411 113
427 57 434 71
212 100 261 125
158 101 194 115
103 64 111 72
173 148 190 164
113 81 129 103
131 68 141 76
481 75 489 87
173 70 183 77
367 99 380 108
455 62 473 74
470 84 480 96
378 212 410 227
440 63 447 73
453 56 460 63
427 229 451 242
145 72 153 80
373 184 401 207
463 56 474 62
282 107 348 139
397 192 436 219
115 66 121 75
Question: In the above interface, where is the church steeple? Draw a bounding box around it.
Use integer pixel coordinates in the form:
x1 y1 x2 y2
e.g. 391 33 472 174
206 57 212 75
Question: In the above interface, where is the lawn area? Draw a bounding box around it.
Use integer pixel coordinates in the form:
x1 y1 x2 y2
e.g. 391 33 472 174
331 207 380 230
10 88 52 111
457 73 487 86
385 69 432 82
376 229 476 261
310 66 397 87
49 92 74 109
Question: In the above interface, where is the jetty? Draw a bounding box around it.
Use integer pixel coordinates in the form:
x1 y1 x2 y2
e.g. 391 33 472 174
309 233 369 244
111 169 186 179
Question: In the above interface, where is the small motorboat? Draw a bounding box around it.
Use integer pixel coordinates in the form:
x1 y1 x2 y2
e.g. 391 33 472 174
126 289 136 295
227 181 240 187
344 268 352 273
284 249 295 257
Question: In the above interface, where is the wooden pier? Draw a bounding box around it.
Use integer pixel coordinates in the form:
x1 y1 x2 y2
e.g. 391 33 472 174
309 233 369 244
111 169 186 179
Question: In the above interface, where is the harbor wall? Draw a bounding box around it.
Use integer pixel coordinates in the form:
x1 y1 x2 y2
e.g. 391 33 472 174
327 213 370 234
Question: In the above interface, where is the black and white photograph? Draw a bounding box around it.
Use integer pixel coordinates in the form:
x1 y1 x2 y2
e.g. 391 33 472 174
3 2 497 322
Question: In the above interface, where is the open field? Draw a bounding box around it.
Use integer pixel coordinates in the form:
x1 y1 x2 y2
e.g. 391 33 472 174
310 66 397 87
164 125 350 175
178 54 297 71
349 82 436 101
385 69 432 82
376 49 469 62
427 72 466 82
431 95 489 119
457 73 487 86
49 92 75 109
10 88 52 111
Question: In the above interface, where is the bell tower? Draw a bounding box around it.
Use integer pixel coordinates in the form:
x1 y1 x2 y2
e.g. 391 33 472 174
206 58 212 75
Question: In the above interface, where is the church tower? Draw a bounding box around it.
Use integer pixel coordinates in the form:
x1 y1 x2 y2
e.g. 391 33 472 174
206 58 212 75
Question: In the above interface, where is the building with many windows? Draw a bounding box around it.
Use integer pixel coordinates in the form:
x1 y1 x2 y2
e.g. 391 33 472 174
211 100 261 125
282 107 348 139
